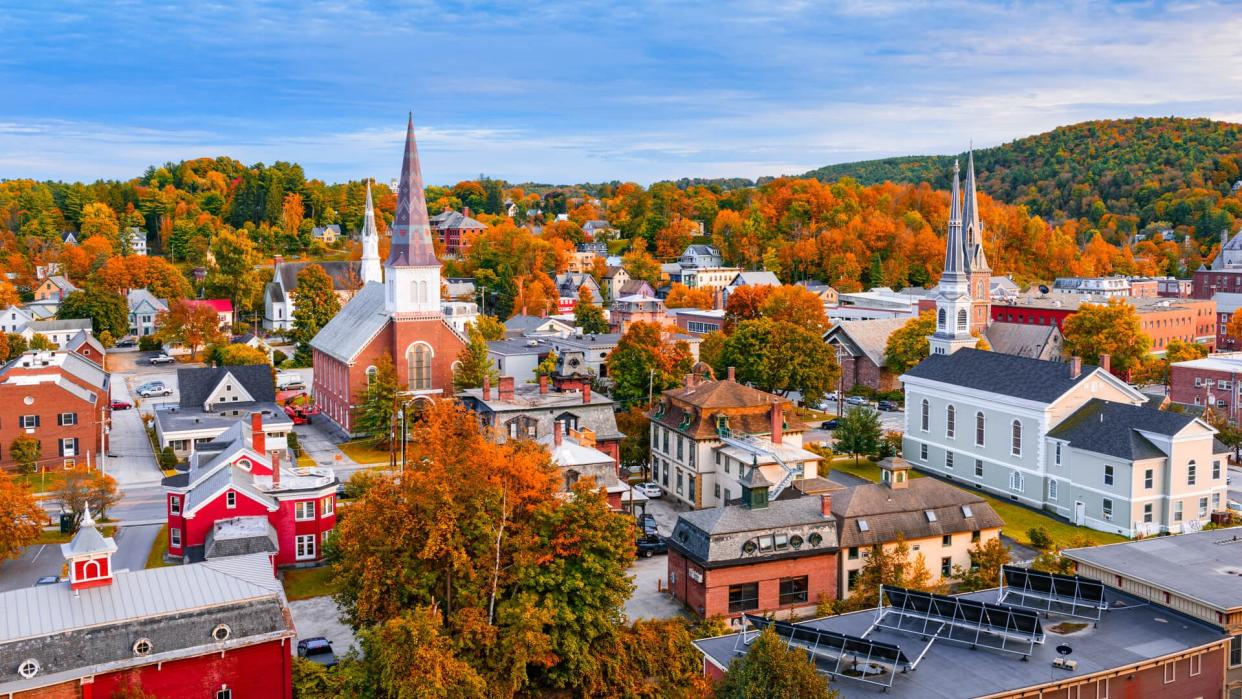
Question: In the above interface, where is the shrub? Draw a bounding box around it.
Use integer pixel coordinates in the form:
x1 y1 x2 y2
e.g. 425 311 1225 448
287 431 301 457
272 349 289 365
158 446 179 471
1027 527 1054 550
138 335 161 351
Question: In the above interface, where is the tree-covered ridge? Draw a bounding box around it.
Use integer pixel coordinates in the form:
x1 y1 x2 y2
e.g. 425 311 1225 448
805 117 1242 238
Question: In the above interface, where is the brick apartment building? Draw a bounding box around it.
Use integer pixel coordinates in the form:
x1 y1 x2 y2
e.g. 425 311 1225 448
1170 352 1242 419
991 294 1216 353
0 350 110 472
823 318 908 393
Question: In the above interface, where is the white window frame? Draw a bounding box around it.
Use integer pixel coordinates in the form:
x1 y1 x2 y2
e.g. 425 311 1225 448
295 534 316 560
170 528 181 548
1010 420 1022 457
1144 469 1153 489
1048 479 1058 502
946 405 955 438
1104 465 1114 486
322 496 334 516
1009 470 1024 492
1143 503 1153 523
975 412 985 447
1102 498 1113 521
1188 461 1197 486
169 495 181 516
920 443 928 461
295 501 315 521
1163 660 1175 684
1174 501 1183 522
974 459 983 478
226 491 236 509
1189 653 1201 676
921 399 929 432
945 451 954 470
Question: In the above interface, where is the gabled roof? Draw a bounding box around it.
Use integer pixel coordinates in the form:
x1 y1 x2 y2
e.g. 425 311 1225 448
307 281 390 363
729 271 781 287
503 314 572 335
434 210 486 231
184 464 279 516
276 261 361 293
45 276 78 292
831 475 1004 548
65 329 104 356
28 318 92 333
601 266 628 279
1047 398 1217 461
983 321 1062 360
672 496 839 565
825 317 909 367
126 288 168 314
903 348 1117 404
311 224 341 238
178 365 275 408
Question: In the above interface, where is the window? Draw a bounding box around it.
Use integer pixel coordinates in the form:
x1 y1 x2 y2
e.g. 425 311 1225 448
322 496 334 516
956 308 967 330
779 577 808 605
1199 497 1209 518
945 451 954 469
848 546 859 560
728 583 759 613
920 443 928 461
58 412 77 426
1230 634 1241 667
1145 469 1153 489
1011 420 1022 456
1102 498 1113 521
942 534 952 547
971 530 981 543
974 459 983 477
1174 501 1184 522
1190 654 1201 676
133 638 153 656
714 483 720 499
226 491 236 508
170 528 181 547
406 343 432 391
212 624 231 642
169 496 180 516
1049 479 1058 502
1214 492 1221 510
1009 470 1024 492
366 366 377 385
295 534 317 560
946 405 955 438
17 659 39 679
217 689 233 699
941 556 952 577
20 415 38 429
59 438 77 457
1104 465 1114 486
937 308 946 329
921 400 929 432
1188 461 1197 486
676 435 683 461
1164 660 1176 684
295 501 315 521
1054 442 1061 466
1214 460 1222 479
1143 503 1153 523
847 569 860 589
676 471 684 495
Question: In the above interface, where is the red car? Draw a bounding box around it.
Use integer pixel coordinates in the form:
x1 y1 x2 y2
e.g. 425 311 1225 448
110 399 133 411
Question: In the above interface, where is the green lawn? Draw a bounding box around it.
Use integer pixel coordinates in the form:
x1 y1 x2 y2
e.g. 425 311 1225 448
146 525 174 569
37 524 117 545
338 439 392 465
283 565 342 601
823 457 1125 548
13 470 68 495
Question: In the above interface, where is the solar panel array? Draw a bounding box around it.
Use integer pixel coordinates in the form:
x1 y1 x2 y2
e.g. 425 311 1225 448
741 614 912 689
998 565 1107 622
876 585 1044 657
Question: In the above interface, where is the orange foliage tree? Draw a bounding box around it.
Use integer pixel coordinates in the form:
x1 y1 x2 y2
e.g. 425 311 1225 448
760 284 830 334
664 283 714 310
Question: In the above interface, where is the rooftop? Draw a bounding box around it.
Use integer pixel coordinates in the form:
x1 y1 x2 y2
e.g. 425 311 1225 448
694 586 1227 698
903 348 1125 404
457 383 613 411
1047 399 1213 461
154 402 292 436
1065 529 1242 612
1170 351 1242 372
672 494 840 565
996 293 1212 313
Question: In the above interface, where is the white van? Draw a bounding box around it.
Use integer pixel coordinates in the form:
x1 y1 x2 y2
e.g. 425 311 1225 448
276 372 306 391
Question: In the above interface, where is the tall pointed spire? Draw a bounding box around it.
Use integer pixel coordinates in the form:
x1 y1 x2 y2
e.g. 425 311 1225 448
387 112 439 268
929 158 975 357
360 180 382 284
963 149 990 272
943 160 965 277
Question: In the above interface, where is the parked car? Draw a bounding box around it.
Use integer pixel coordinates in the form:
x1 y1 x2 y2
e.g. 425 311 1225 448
1229 500 1242 514
634 481 662 498
114 337 137 348
110 399 133 411
877 400 901 412
137 381 172 398
636 535 668 558
297 637 338 668
34 576 60 586
845 396 869 406
821 419 839 430
277 372 306 390
637 513 658 535
149 353 175 365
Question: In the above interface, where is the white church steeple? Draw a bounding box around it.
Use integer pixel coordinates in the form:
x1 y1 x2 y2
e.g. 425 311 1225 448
929 160 976 356
360 180 382 285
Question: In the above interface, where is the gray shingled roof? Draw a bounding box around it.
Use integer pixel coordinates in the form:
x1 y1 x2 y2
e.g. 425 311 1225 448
671 496 839 566
1047 398 1216 461
730 271 781 287
830 473 1004 548
983 321 1062 360
826 317 909 367
903 348 1103 403
28 318 92 333
178 365 276 408
308 282 390 363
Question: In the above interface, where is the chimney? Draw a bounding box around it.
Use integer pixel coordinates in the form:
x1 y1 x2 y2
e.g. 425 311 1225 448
583 383 591 404
727 366 735 382
1099 353 1111 373
482 375 492 400
554 421 563 447
270 450 281 488
770 403 783 445
250 412 266 457
499 376 515 401
1070 356 1082 379
273 254 283 268
684 373 694 388
538 374 548 394
820 493 832 517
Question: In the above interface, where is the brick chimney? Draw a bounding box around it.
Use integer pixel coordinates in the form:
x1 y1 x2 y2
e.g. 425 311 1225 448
463 206 472 219
1099 353 1111 373
684 373 694 388
273 254 283 268
554 421 563 447
482 375 492 400
820 493 832 517
770 403 783 445
499 376 515 401
538 374 548 395
250 412 266 457
583 383 591 404
1070 356 1082 379
270 450 281 488
727 366 735 382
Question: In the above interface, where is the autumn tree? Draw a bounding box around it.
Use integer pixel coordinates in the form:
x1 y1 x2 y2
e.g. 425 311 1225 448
884 311 936 374
620 237 663 286
716 628 835 699
9 435 41 475
356 355 397 448
605 321 695 409
79 201 120 245
1226 311 1242 347
723 285 771 330
953 537 1012 592
291 264 341 361
615 406 652 472
664 283 714 310
719 318 839 403
0 474 44 562
844 535 937 611
584 619 715 698
574 285 610 334
206 228 263 318
56 471 120 531
833 406 881 465
699 330 726 374
211 343 270 366
474 314 506 341
282 192 305 236
361 606 488 698
654 215 698 258
157 300 225 359
760 284 829 334
57 286 129 339
454 326 499 391
1062 298 1151 375
0 277 18 307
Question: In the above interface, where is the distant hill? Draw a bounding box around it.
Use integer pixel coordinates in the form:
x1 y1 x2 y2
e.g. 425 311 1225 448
804 117 1242 235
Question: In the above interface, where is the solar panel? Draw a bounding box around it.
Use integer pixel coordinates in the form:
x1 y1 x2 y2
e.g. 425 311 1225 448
737 614 913 690
998 565 1107 622
875 585 1044 658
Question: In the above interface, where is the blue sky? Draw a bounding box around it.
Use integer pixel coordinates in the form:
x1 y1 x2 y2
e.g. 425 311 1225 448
1 1 1240 185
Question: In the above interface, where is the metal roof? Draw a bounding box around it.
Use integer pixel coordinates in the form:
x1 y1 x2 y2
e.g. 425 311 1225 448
308 281 391 363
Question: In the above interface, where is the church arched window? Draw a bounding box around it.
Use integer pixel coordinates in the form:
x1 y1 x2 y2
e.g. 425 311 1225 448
407 343 433 391
957 309 968 331
938 308 946 329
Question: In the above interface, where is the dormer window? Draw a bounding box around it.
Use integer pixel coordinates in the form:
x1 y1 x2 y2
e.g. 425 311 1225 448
857 520 869 532
925 510 937 522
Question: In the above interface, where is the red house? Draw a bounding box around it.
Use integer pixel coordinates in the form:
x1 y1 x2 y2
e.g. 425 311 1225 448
163 412 338 566
0 510 294 698
310 114 466 437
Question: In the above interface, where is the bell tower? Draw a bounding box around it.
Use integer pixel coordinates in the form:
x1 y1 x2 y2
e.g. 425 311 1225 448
962 149 992 330
384 113 442 316
929 160 976 356
60 506 117 590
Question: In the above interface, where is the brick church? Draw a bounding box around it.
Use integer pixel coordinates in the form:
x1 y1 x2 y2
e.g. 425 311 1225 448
310 114 466 436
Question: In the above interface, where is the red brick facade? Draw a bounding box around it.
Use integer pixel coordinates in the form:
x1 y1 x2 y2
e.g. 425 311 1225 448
667 549 837 619
1193 268 1242 299
0 359 107 472
992 299 1216 353
839 355 899 393
1169 360 1242 420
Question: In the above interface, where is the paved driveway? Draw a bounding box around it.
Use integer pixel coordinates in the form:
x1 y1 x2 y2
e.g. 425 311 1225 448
625 553 685 621
0 543 64 592
288 595 358 655
107 384 162 488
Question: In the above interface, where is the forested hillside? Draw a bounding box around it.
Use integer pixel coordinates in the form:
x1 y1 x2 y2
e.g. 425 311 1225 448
805 117 1242 241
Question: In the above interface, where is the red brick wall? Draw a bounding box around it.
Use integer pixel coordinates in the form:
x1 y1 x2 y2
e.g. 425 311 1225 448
841 355 899 393
0 380 104 472
998 644 1225 699
1170 363 1242 420
669 550 838 618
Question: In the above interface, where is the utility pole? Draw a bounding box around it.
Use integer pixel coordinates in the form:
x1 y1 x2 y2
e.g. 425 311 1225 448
835 344 846 418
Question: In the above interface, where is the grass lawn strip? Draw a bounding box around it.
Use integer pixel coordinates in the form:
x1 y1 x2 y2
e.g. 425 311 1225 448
283 566 342 601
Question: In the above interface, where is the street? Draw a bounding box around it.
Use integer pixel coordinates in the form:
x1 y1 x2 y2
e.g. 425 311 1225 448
0 523 161 593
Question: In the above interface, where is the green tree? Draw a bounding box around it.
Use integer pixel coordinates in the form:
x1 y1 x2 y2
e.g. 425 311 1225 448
158 446 179 470
1061 298 1151 375
833 406 881 464
884 310 935 374
453 326 499 391
9 436 41 475
362 606 488 698
57 286 129 339
716 628 835 699
291 264 341 361
214 343 271 366
574 287 610 334
615 406 652 472
719 318 839 404
474 314 506 341
952 537 1012 592
207 228 264 318
605 321 694 409
4 334 28 361
356 355 397 447
28 335 54 351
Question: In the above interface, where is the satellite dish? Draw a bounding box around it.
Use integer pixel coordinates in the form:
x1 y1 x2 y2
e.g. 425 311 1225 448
1056 644 1073 656
1038 285 1050 295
